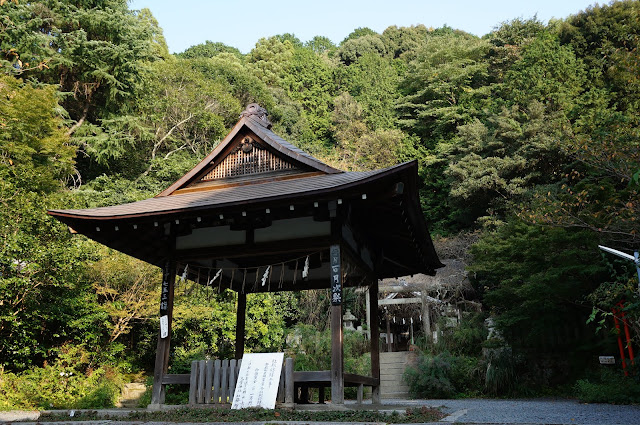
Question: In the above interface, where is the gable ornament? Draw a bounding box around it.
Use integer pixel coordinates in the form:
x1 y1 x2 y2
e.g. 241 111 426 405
240 103 272 129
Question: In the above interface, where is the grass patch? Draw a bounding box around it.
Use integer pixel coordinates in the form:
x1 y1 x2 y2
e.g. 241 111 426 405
40 406 444 423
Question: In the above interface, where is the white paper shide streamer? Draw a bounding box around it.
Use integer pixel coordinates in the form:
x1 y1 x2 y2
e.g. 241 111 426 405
261 266 271 286
302 255 310 279
209 269 222 286
180 264 189 283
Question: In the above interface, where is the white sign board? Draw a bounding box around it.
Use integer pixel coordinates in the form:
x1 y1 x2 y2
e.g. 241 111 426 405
231 353 284 409
599 356 615 365
160 315 169 338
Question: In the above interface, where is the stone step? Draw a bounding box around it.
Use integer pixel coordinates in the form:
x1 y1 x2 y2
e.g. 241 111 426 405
381 364 411 369
380 377 409 384
381 384 411 391
378 351 414 399
381 372 407 377
380 391 411 399
380 351 412 357
117 383 147 408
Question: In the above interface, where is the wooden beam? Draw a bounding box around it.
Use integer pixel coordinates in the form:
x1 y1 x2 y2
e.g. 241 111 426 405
176 236 332 261
341 221 381 274
343 373 379 387
235 293 246 360
340 237 375 282
341 224 375 271
378 297 421 305
291 370 378 387
399 194 441 274
162 374 190 385
369 281 381 404
151 258 176 405
379 284 426 293
293 370 331 383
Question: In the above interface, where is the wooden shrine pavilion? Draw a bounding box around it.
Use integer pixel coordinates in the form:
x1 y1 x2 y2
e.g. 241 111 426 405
48 104 443 406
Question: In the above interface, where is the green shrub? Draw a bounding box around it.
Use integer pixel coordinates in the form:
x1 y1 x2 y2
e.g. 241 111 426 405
417 313 488 357
575 368 640 404
449 355 484 395
404 351 485 398
0 345 125 410
404 352 456 398
484 347 516 396
449 314 488 356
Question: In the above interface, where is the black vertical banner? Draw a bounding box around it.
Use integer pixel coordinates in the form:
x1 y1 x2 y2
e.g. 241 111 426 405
330 244 342 305
159 260 171 316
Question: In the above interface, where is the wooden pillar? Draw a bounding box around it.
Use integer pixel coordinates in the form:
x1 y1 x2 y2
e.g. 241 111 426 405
235 293 247 360
386 314 392 352
410 318 414 346
369 280 381 404
423 302 432 341
151 258 176 405
330 244 344 404
331 304 343 403
365 292 371 338
284 357 294 406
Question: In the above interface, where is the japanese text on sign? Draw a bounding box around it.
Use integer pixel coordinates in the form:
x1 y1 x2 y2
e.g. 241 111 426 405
330 244 342 305
159 261 171 317
231 353 284 409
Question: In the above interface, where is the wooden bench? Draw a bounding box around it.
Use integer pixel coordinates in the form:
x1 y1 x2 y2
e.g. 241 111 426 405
293 370 379 404
162 358 378 405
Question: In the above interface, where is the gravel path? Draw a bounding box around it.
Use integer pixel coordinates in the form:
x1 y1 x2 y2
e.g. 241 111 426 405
383 398 640 424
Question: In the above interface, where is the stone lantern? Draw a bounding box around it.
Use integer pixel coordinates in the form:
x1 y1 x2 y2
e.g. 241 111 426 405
343 308 357 331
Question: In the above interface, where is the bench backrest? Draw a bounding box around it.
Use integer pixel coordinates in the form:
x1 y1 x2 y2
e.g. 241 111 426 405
188 358 290 405
189 359 241 404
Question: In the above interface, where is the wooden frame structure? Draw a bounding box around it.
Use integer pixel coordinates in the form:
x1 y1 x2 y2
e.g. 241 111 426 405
49 104 443 407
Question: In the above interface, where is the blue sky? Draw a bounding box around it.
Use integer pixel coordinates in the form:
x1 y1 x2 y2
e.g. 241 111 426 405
128 0 601 54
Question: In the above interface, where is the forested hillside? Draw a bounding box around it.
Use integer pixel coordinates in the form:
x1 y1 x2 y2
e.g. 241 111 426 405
1 0 639 407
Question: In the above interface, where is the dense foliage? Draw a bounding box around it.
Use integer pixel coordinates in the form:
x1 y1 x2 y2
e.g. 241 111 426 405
1 0 639 407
